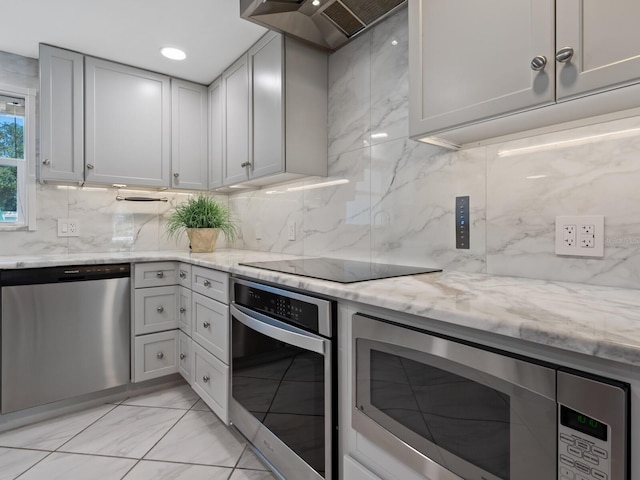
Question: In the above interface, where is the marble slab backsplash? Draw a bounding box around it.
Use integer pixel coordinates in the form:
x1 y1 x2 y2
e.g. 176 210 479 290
229 7 640 290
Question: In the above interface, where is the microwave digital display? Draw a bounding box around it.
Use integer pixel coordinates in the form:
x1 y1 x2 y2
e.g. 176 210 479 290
561 405 608 441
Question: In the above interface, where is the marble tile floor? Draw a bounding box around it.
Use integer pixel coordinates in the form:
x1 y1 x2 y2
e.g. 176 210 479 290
0 382 279 480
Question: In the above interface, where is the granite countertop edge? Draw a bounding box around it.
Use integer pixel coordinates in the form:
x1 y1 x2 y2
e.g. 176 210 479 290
1 249 639 368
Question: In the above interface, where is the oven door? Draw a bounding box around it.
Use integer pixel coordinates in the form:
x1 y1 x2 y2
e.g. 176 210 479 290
352 313 557 480
230 303 332 480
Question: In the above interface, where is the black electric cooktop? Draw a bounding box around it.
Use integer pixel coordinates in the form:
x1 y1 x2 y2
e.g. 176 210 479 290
239 258 442 283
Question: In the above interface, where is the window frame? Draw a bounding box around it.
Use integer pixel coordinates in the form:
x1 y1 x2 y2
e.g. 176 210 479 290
0 84 36 231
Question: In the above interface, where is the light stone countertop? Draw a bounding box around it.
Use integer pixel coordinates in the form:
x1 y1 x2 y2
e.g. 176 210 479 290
1 249 640 367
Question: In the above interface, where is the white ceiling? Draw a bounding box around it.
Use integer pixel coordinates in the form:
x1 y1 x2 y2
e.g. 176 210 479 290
1 0 268 85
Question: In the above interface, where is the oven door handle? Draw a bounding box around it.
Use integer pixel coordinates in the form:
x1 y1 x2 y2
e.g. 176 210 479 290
231 304 327 355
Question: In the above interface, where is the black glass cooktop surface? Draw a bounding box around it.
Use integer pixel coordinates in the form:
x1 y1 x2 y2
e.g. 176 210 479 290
239 258 442 283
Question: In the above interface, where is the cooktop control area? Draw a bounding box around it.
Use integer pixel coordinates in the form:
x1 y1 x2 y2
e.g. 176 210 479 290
240 258 442 283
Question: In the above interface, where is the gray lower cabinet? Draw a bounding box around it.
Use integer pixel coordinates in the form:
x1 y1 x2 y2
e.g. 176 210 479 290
343 456 383 480
171 79 208 190
85 57 171 187
134 330 178 381
222 31 328 188
191 341 228 423
38 44 84 183
177 330 192 384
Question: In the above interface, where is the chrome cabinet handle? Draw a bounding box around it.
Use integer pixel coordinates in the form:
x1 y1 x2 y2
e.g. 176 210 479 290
180 353 186 360
180 307 186 313
202 375 210 383
555 47 574 63
157 306 164 313
180 271 187 279
241 162 252 168
203 280 211 288
530 55 547 71
157 352 164 359
42 158 50 166
203 321 210 328
157 271 164 278
86 163 94 170
173 172 180 178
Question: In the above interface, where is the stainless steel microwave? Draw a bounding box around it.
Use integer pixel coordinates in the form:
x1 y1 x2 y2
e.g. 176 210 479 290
352 313 630 480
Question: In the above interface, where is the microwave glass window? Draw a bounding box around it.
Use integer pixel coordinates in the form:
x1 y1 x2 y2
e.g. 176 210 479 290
232 318 326 475
368 349 511 479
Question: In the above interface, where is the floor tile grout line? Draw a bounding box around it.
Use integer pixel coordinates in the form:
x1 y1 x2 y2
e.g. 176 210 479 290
138 407 191 461
119 458 142 480
13 450 55 479
53 403 119 453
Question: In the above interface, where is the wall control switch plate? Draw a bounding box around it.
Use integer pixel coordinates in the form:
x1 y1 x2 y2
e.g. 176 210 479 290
456 196 470 249
287 221 296 241
555 215 604 257
57 218 80 237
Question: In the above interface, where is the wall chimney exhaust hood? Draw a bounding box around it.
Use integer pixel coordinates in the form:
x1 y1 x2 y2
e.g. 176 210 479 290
240 0 406 51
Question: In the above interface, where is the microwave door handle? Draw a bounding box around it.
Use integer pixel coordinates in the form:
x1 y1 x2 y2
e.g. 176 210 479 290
231 304 326 355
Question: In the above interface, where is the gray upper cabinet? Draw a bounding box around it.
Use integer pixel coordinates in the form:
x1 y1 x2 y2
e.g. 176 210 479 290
409 0 640 148
222 31 328 187
39 45 84 183
85 57 171 187
171 79 208 190
556 0 640 101
222 54 250 186
208 78 223 189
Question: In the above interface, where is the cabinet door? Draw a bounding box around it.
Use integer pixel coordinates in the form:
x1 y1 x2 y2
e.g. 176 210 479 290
85 57 171 187
178 331 192 384
134 286 179 335
134 330 178 382
343 456 383 480
249 32 284 180
208 78 223 189
171 79 208 190
409 0 555 139
192 292 229 364
556 0 640 101
39 45 84 183
192 341 229 424
222 54 250 185
178 286 192 336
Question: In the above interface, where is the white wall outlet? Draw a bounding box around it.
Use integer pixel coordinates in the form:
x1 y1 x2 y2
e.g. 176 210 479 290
57 218 80 237
255 222 262 240
555 215 604 257
287 221 296 241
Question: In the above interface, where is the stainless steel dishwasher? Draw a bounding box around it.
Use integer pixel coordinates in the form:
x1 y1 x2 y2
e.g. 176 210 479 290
1 264 131 413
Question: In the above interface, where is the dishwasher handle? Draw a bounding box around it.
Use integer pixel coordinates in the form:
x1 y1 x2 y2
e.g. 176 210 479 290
1 264 130 286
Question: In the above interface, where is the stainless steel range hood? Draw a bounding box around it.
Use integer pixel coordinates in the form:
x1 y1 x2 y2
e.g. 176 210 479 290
240 0 406 51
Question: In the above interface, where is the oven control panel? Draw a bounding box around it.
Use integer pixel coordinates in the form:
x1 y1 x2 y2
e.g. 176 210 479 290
558 406 611 480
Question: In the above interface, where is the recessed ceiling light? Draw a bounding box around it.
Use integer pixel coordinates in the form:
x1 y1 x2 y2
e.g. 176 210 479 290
160 47 186 61
312 0 320 6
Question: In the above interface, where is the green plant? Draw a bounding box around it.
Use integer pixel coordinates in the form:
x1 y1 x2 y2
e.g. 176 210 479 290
166 195 237 242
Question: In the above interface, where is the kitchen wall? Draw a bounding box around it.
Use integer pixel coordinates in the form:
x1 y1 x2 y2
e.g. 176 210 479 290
0 50 221 256
229 8 640 290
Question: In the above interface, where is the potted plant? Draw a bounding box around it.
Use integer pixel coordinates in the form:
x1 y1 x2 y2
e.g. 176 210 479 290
166 195 237 253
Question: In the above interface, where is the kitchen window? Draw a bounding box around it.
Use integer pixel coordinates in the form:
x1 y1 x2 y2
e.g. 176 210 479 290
0 86 36 230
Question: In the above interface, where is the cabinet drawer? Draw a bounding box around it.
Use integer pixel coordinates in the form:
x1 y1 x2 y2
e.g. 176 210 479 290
192 292 229 364
192 341 228 424
178 330 192 384
134 330 178 382
191 266 228 303
134 286 178 335
178 286 192 336
135 262 178 287
178 263 192 288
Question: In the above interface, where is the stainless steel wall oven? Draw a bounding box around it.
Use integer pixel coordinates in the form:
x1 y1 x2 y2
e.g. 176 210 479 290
230 278 337 480
352 313 630 480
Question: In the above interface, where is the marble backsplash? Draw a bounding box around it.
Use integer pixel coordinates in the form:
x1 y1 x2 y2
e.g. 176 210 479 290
229 7 640 290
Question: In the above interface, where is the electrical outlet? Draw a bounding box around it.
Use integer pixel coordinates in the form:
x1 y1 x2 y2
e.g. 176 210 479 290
57 218 80 237
555 215 604 257
255 222 262 240
287 221 296 241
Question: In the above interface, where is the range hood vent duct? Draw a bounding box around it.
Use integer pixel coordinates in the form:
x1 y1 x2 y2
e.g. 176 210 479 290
240 0 406 51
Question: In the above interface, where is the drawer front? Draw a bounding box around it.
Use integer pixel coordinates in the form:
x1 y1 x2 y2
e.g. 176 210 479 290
178 263 192 288
192 292 229 364
135 262 179 288
134 286 179 335
134 330 178 382
178 330 192 384
192 341 228 424
178 286 192 336
191 266 228 303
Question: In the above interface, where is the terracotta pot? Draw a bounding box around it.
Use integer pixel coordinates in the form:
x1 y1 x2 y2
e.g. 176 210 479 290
186 228 220 253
